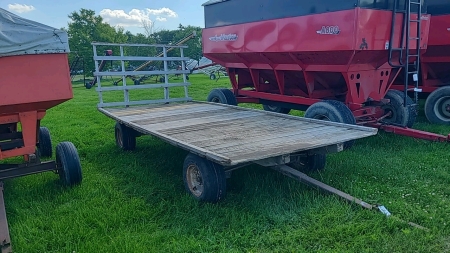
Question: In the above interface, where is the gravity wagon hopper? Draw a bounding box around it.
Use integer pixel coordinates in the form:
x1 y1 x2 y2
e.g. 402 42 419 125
202 0 450 142
91 41 378 204
391 0 450 125
0 9 83 253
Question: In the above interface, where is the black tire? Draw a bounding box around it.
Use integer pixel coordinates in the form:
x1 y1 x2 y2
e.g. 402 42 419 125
115 122 136 151
289 153 327 172
159 77 165 83
56 141 82 186
304 100 356 149
85 82 93 89
207 88 237 106
382 90 416 127
134 79 140 85
424 86 450 125
37 127 52 158
210 74 216 80
183 153 226 203
186 75 190 80
262 104 291 114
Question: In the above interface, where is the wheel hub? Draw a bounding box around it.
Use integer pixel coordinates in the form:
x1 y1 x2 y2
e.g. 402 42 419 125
186 164 204 197
434 96 450 120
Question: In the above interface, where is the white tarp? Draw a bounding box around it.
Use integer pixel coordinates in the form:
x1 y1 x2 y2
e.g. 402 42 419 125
0 8 70 57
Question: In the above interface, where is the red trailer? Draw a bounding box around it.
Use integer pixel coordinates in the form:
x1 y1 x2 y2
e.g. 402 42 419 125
391 0 450 125
202 0 450 142
0 8 82 253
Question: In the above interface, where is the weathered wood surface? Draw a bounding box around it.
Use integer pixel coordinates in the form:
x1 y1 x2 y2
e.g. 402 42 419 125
99 102 378 166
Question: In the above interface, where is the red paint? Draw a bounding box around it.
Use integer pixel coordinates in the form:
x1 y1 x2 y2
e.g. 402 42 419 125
393 14 450 93
367 123 450 142
0 53 73 160
203 8 430 108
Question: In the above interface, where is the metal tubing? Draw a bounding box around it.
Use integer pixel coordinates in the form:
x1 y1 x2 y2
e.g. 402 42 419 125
0 161 56 181
0 182 12 253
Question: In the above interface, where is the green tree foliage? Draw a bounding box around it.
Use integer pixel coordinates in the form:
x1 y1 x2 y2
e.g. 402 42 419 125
66 8 203 76
67 9 127 76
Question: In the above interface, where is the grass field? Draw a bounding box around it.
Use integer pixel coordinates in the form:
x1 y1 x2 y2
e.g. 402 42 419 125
2 73 450 252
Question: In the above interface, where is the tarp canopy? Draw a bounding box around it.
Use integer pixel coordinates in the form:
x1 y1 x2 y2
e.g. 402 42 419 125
0 8 70 57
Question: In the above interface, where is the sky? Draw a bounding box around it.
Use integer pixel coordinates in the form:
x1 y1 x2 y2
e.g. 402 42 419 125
0 0 208 34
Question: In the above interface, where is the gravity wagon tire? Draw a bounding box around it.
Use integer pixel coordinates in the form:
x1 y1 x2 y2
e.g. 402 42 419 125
207 88 237 106
424 86 450 125
37 127 52 158
289 153 326 172
384 90 416 128
210 74 216 80
262 104 291 114
56 141 82 186
304 100 356 149
115 122 136 151
183 153 226 203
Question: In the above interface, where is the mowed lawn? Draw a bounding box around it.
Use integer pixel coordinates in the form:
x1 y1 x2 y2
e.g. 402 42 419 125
2 73 450 252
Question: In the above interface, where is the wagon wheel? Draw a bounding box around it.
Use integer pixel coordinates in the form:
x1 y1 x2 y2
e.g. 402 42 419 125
183 153 226 203
262 104 291 114
304 100 356 149
382 90 416 128
37 127 52 158
115 122 136 151
424 86 450 125
56 141 82 186
207 88 237 106
289 153 326 172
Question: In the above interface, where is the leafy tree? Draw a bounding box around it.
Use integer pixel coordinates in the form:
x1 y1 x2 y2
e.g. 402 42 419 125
67 8 127 76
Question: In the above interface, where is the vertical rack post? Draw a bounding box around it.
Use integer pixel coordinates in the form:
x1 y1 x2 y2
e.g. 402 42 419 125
180 47 189 99
120 45 129 107
163 46 169 100
92 44 103 105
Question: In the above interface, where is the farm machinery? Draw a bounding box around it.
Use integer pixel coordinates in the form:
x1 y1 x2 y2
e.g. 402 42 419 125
202 0 450 143
391 0 450 125
85 32 197 89
0 8 82 253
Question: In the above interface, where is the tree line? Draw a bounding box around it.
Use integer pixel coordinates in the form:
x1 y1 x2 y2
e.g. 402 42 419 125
65 8 203 77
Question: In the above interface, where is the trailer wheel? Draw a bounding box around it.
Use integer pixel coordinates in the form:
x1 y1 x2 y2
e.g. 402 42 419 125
37 127 52 158
85 82 93 89
115 122 136 151
183 153 226 203
424 86 450 125
382 90 416 127
56 141 82 186
289 153 326 172
304 100 356 149
210 74 216 80
207 88 237 106
262 104 291 114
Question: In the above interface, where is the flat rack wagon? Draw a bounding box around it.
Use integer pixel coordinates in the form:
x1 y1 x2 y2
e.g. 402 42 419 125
92 42 377 203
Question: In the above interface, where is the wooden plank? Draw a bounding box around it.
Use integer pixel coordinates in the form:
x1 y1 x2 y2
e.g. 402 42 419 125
189 123 329 150
168 117 321 144
209 125 345 155
118 104 230 121
227 131 373 164
132 107 240 125
139 111 262 132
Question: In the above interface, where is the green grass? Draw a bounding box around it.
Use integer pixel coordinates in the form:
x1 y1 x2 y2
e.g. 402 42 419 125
3 73 450 252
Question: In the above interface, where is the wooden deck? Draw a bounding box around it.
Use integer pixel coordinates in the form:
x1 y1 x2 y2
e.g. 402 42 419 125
99 101 378 166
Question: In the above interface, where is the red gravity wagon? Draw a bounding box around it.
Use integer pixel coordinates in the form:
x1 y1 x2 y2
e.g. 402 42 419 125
202 0 450 142
391 0 450 125
0 8 82 253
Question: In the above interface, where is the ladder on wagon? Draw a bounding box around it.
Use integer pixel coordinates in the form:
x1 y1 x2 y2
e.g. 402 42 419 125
388 0 424 106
